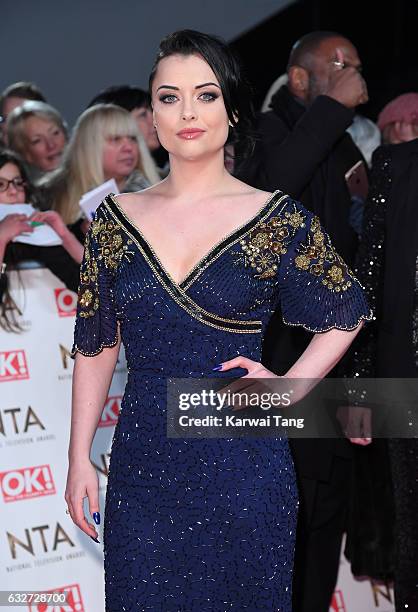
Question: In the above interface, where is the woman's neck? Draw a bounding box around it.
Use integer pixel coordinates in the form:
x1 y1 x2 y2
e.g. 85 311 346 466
163 152 232 199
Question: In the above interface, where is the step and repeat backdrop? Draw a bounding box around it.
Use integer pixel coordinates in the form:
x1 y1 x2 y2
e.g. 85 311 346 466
0 268 395 612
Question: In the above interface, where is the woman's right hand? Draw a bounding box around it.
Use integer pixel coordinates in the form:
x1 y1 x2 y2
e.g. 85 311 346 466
0 214 33 244
65 458 100 541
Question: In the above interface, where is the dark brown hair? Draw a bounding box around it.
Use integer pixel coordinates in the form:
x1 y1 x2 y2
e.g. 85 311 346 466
149 29 255 160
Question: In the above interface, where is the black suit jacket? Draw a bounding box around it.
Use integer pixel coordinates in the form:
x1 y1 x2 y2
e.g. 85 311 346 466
238 86 360 264
238 86 363 480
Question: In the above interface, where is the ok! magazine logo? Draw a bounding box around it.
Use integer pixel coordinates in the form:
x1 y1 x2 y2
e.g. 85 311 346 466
330 590 347 612
28 583 85 612
0 465 56 503
54 288 77 317
98 396 122 427
0 350 29 382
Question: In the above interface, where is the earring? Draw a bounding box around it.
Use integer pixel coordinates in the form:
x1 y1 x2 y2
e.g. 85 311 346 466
228 119 234 127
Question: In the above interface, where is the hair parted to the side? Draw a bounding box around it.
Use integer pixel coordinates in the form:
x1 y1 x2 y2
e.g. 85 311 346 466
40 104 159 225
149 29 255 160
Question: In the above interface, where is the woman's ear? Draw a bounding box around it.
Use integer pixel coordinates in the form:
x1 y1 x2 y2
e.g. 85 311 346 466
288 66 309 100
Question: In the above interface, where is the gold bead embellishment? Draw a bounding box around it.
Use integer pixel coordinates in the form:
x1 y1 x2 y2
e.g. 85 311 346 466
236 203 306 279
77 207 134 318
294 216 354 292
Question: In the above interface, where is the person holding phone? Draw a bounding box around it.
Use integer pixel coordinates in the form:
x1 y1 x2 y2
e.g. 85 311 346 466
238 31 371 611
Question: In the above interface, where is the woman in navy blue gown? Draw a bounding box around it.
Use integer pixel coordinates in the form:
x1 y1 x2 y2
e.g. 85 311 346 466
65 30 371 611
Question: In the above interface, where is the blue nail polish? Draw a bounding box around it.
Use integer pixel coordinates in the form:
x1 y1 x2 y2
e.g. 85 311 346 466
93 512 101 525
212 364 223 371
90 536 100 543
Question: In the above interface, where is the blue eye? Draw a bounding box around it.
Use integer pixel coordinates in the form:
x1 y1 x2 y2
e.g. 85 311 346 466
199 92 218 102
159 94 177 104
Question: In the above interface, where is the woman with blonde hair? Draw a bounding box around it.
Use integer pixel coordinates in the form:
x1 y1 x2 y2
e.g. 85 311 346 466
7 100 68 177
41 103 160 227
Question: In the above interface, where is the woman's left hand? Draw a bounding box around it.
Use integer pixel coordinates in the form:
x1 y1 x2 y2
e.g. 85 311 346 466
217 356 314 410
217 356 277 379
215 356 280 410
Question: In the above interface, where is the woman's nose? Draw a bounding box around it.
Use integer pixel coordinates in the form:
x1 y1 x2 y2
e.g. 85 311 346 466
181 99 197 121
7 182 18 195
46 137 57 151
182 110 196 121
121 137 135 150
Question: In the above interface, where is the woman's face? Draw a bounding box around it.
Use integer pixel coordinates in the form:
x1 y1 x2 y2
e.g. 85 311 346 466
131 106 160 151
23 115 66 171
384 120 418 145
102 134 139 184
151 54 229 161
0 162 27 204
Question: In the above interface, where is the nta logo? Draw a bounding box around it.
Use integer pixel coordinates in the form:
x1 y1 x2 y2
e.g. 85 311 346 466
0 407 45 437
7 523 75 559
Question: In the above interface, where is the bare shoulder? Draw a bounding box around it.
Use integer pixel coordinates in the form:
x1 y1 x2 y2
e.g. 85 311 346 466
227 177 273 206
113 185 161 216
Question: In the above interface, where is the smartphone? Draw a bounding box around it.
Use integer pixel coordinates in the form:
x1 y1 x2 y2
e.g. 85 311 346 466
345 160 369 200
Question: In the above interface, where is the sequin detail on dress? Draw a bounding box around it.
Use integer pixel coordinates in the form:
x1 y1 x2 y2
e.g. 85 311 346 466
294 215 354 292
77 210 134 320
72 194 371 610
235 201 306 279
91 215 134 271
78 236 99 319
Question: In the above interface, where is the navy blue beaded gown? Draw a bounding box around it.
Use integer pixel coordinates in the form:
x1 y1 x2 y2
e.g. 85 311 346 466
72 191 371 611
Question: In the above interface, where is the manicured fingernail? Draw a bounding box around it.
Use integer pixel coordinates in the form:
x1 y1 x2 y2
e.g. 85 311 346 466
212 364 223 371
90 536 100 543
93 512 100 525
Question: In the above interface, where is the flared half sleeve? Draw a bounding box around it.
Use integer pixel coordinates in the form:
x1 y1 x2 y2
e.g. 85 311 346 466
278 201 372 332
71 205 119 356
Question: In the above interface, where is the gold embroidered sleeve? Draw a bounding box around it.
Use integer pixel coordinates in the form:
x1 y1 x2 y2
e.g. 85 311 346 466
293 215 354 293
277 202 372 332
78 232 100 319
72 202 132 356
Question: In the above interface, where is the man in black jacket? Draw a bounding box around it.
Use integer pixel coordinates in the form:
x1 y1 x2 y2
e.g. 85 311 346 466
238 32 369 611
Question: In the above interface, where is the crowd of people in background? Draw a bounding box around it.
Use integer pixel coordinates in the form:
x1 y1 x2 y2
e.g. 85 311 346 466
0 29 417 612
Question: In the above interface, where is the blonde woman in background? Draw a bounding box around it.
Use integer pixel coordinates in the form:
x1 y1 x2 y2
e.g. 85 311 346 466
39 104 160 240
7 101 68 178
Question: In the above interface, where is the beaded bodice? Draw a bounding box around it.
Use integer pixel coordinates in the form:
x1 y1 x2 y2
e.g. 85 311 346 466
72 191 371 374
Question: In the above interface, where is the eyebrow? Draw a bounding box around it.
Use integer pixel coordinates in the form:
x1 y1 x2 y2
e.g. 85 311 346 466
156 82 221 92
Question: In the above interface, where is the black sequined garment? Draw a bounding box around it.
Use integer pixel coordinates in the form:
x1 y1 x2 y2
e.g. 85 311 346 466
347 143 418 611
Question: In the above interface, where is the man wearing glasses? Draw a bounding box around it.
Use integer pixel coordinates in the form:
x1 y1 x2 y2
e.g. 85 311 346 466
238 31 369 612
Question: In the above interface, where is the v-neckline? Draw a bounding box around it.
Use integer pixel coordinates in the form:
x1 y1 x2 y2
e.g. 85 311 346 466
108 190 282 289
